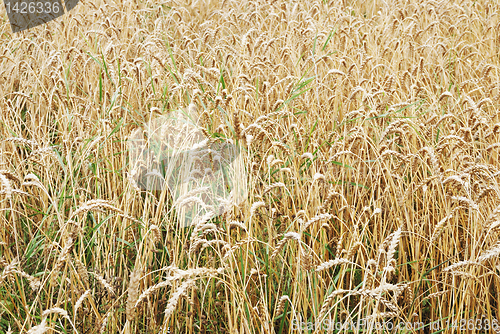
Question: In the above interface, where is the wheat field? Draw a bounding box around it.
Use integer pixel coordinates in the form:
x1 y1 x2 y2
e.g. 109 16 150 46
1 0 500 333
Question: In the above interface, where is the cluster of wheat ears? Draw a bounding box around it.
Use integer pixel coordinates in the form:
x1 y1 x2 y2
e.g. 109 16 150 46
1 0 500 332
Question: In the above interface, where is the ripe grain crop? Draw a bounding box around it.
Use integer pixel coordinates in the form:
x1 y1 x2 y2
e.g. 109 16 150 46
1 0 500 333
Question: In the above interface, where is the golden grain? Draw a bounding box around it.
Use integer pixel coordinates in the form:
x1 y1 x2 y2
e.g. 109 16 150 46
2 0 500 331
